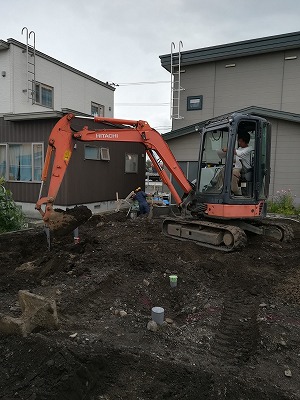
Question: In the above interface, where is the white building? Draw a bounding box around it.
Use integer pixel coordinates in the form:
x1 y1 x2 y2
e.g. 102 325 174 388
0 36 114 118
0 36 145 217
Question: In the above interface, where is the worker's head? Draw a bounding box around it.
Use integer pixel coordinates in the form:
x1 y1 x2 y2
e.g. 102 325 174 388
238 132 250 147
135 187 141 192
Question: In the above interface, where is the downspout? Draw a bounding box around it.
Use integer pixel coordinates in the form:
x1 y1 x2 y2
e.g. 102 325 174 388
9 43 15 114
271 53 286 197
212 61 217 118
279 51 286 111
271 120 279 199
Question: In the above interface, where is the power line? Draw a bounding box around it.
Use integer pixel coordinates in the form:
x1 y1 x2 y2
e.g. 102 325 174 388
108 81 170 87
115 103 169 106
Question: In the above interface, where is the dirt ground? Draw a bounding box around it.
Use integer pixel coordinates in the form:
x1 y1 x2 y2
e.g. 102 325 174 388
0 210 300 400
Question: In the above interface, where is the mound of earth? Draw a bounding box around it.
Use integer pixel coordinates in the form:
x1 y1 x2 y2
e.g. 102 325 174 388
0 211 300 400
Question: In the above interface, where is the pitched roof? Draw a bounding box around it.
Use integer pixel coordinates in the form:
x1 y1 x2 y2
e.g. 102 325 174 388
162 107 300 141
1 38 114 91
160 31 300 71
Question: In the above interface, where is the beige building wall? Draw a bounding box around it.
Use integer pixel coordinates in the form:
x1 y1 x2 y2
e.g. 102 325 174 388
282 50 300 113
269 118 300 203
173 50 300 130
164 35 300 205
165 131 201 162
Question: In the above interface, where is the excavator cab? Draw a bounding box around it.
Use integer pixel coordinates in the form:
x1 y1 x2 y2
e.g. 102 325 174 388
190 113 271 218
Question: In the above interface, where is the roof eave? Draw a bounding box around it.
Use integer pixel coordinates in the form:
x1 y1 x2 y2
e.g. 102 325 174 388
160 31 300 71
3 111 64 121
4 38 115 91
3 108 94 121
0 40 9 51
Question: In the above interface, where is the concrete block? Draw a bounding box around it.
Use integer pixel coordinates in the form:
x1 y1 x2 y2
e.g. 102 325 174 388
0 290 59 337
0 314 24 335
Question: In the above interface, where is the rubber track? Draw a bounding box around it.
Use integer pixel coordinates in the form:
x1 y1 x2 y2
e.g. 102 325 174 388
258 219 294 242
162 218 247 252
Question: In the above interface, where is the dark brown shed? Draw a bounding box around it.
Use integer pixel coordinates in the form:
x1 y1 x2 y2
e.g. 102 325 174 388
0 115 146 212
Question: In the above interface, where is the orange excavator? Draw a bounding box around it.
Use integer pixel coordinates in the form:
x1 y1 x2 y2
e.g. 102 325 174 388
36 112 293 251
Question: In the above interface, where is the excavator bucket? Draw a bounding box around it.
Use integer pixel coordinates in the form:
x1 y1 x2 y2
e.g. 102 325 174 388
46 205 92 237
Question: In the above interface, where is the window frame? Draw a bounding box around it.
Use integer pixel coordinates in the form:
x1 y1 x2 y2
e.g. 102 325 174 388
100 147 110 161
34 81 54 108
187 95 203 111
0 144 6 180
125 153 138 173
84 145 110 161
91 102 104 117
0 142 44 182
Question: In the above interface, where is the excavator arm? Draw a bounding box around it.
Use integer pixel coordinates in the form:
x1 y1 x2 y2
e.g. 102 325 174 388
36 113 193 229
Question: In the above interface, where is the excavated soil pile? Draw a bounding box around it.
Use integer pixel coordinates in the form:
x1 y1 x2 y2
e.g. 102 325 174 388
0 212 300 400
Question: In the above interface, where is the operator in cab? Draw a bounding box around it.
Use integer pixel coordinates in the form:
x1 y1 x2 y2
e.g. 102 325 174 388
222 131 252 195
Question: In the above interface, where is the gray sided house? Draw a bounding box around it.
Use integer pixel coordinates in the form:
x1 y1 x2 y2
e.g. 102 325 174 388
160 31 300 204
0 37 145 217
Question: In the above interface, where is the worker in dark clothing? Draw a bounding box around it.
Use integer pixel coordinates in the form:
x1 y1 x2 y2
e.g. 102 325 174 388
133 187 150 215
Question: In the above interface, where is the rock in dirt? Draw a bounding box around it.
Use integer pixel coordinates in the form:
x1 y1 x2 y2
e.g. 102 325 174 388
119 310 127 317
147 320 158 332
284 368 292 377
0 290 58 337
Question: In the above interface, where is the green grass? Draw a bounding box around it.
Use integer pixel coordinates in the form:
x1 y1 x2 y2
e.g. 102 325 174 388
267 189 300 217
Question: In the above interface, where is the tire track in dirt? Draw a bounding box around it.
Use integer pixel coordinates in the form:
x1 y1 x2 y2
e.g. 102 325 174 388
212 288 260 363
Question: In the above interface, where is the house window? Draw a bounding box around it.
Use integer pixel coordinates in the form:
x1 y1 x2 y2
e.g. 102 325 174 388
187 95 203 111
125 153 138 173
91 102 104 117
34 82 53 108
100 147 110 161
0 143 43 182
0 145 6 178
84 145 110 161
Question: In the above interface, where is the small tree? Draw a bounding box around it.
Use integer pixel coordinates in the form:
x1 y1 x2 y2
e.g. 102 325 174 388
0 178 26 233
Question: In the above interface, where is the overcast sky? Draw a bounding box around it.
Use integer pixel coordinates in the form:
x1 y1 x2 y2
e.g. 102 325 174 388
2 0 300 133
